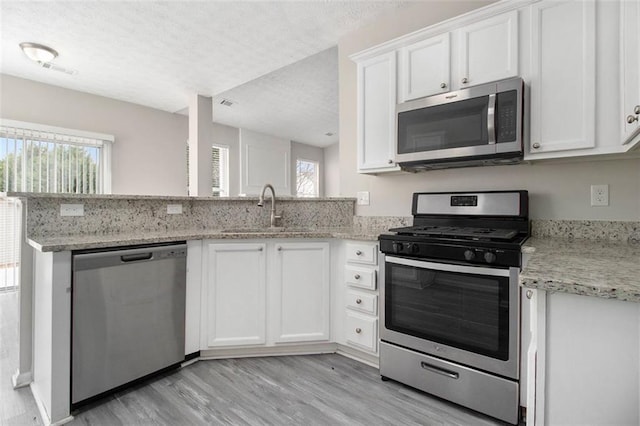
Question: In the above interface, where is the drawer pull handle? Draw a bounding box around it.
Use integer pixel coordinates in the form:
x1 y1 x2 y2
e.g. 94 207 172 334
355 250 363 256
354 274 361 280
420 362 459 380
355 328 362 334
356 298 362 304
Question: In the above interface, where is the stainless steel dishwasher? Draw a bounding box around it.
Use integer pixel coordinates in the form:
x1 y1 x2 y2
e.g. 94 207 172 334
71 242 187 407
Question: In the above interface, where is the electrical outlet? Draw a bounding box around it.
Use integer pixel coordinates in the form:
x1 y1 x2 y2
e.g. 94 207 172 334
60 203 84 217
590 184 609 206
167 204 183 214
356 191 370 206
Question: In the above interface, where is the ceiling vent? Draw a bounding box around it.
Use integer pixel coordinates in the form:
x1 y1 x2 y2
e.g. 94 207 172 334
219 99 234 107
41 62 78 75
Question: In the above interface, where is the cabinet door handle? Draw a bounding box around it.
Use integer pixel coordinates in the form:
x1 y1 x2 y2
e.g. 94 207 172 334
461 77 468 84
634 105 640 115
277 246 282 251
354 274 361 280
356 298 362 304
526 290 533 299
387 159 393 164
258 247 263 252
355 250 363 256
532 143 541 149
440 82 447 89
355 328 362 334
627 115 639 124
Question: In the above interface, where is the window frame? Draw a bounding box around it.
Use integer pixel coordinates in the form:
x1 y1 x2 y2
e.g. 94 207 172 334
295 157 320 198
0 118 113 194
211 143 230 197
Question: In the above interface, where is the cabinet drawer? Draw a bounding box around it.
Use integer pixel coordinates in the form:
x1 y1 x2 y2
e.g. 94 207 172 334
345 243 378 265
346 290 378 315
345 265 376 290
346 313 377 353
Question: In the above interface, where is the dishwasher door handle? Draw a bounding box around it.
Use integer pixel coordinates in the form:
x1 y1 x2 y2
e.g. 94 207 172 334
120 252 153 262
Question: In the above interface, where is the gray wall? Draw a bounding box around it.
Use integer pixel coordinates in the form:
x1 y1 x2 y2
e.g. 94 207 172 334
337 1 640 220
1 74 325 199
324 143 340 197
1 74 189 196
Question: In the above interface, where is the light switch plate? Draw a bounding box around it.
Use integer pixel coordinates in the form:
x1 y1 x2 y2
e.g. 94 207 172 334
60 204 84 217
356 191 370 206
167 204 183 214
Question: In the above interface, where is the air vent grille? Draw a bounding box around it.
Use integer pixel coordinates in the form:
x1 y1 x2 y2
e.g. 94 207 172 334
219 99 233 107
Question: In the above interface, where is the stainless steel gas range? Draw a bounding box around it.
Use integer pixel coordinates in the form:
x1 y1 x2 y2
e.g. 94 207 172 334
378 190 529 425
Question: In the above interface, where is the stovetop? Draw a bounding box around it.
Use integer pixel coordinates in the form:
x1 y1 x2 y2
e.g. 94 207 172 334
389 225 520 241
379 191 530 267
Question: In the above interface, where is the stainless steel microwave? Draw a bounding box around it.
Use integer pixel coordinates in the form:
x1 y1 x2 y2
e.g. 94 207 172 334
395 77 524 171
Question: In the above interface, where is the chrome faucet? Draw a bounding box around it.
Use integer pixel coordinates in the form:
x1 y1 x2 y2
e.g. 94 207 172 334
257 183 281 227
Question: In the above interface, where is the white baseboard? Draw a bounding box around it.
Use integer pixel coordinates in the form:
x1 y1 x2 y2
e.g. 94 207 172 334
29 382 73 426
199 342 338 360
11 369 33 389
336 344 379 368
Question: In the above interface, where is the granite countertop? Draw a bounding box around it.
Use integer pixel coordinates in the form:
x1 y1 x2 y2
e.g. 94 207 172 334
28 227 384 252
520 237 640 303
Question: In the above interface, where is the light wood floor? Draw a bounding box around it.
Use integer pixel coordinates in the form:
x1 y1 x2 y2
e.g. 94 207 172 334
1 292 504 425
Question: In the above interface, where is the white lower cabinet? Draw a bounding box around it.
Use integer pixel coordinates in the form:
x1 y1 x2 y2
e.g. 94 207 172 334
272 242 330 344
202 243 267 347
339 241 380 356
525 289 640 426
201 240 330 350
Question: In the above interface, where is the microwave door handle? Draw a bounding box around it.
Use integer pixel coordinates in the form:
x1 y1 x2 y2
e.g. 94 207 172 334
487 93 496 145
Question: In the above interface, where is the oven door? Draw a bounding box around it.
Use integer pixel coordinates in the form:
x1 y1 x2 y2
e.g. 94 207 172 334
380 254 519 379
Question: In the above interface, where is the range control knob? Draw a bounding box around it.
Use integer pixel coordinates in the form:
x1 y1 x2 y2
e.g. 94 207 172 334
484 251 497 264
464 250 476 261
392 242 404 253
406 243 419 254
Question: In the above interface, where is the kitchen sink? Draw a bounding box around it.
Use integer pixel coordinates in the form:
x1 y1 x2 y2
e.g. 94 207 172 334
220 227 315 234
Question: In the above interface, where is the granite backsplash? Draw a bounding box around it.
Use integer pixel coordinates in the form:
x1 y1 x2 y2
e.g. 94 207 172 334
15 194 356 239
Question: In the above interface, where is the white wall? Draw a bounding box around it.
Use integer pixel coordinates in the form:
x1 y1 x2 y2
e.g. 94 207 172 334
239 128 291 196
337 1 640 221
291 141 325 197
1 74 188 196
324 143 340 197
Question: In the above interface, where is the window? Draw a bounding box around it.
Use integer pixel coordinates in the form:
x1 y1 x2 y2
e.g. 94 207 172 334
186 143 230 197
0 119 112 194
296 158 319 197
212 145 229 197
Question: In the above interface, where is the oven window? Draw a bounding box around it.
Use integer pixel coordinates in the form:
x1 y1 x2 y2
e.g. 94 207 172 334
385 262 509 360
397 96 489 154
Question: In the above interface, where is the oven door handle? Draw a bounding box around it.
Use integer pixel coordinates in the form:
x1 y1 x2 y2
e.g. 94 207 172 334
385 255 510 277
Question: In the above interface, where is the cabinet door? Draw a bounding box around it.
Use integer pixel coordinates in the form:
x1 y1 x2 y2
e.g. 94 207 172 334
528 0 596 155
621 0 640 146
203 243 266 347
357 52 400 173
457 10 518 88
399 33 450 102
272 242 330 343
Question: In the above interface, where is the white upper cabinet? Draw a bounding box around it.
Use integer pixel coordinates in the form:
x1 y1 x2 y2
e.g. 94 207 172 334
621 0 640 147
398 11 518 103
527 0 596 156
356 52 400 173
398 33 450 102
456 11 519 89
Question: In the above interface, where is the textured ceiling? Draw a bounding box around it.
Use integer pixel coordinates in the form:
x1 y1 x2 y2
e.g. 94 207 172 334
0 1 409 147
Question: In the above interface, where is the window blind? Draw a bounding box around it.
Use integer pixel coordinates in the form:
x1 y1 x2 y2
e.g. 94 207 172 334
0 120 113 194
